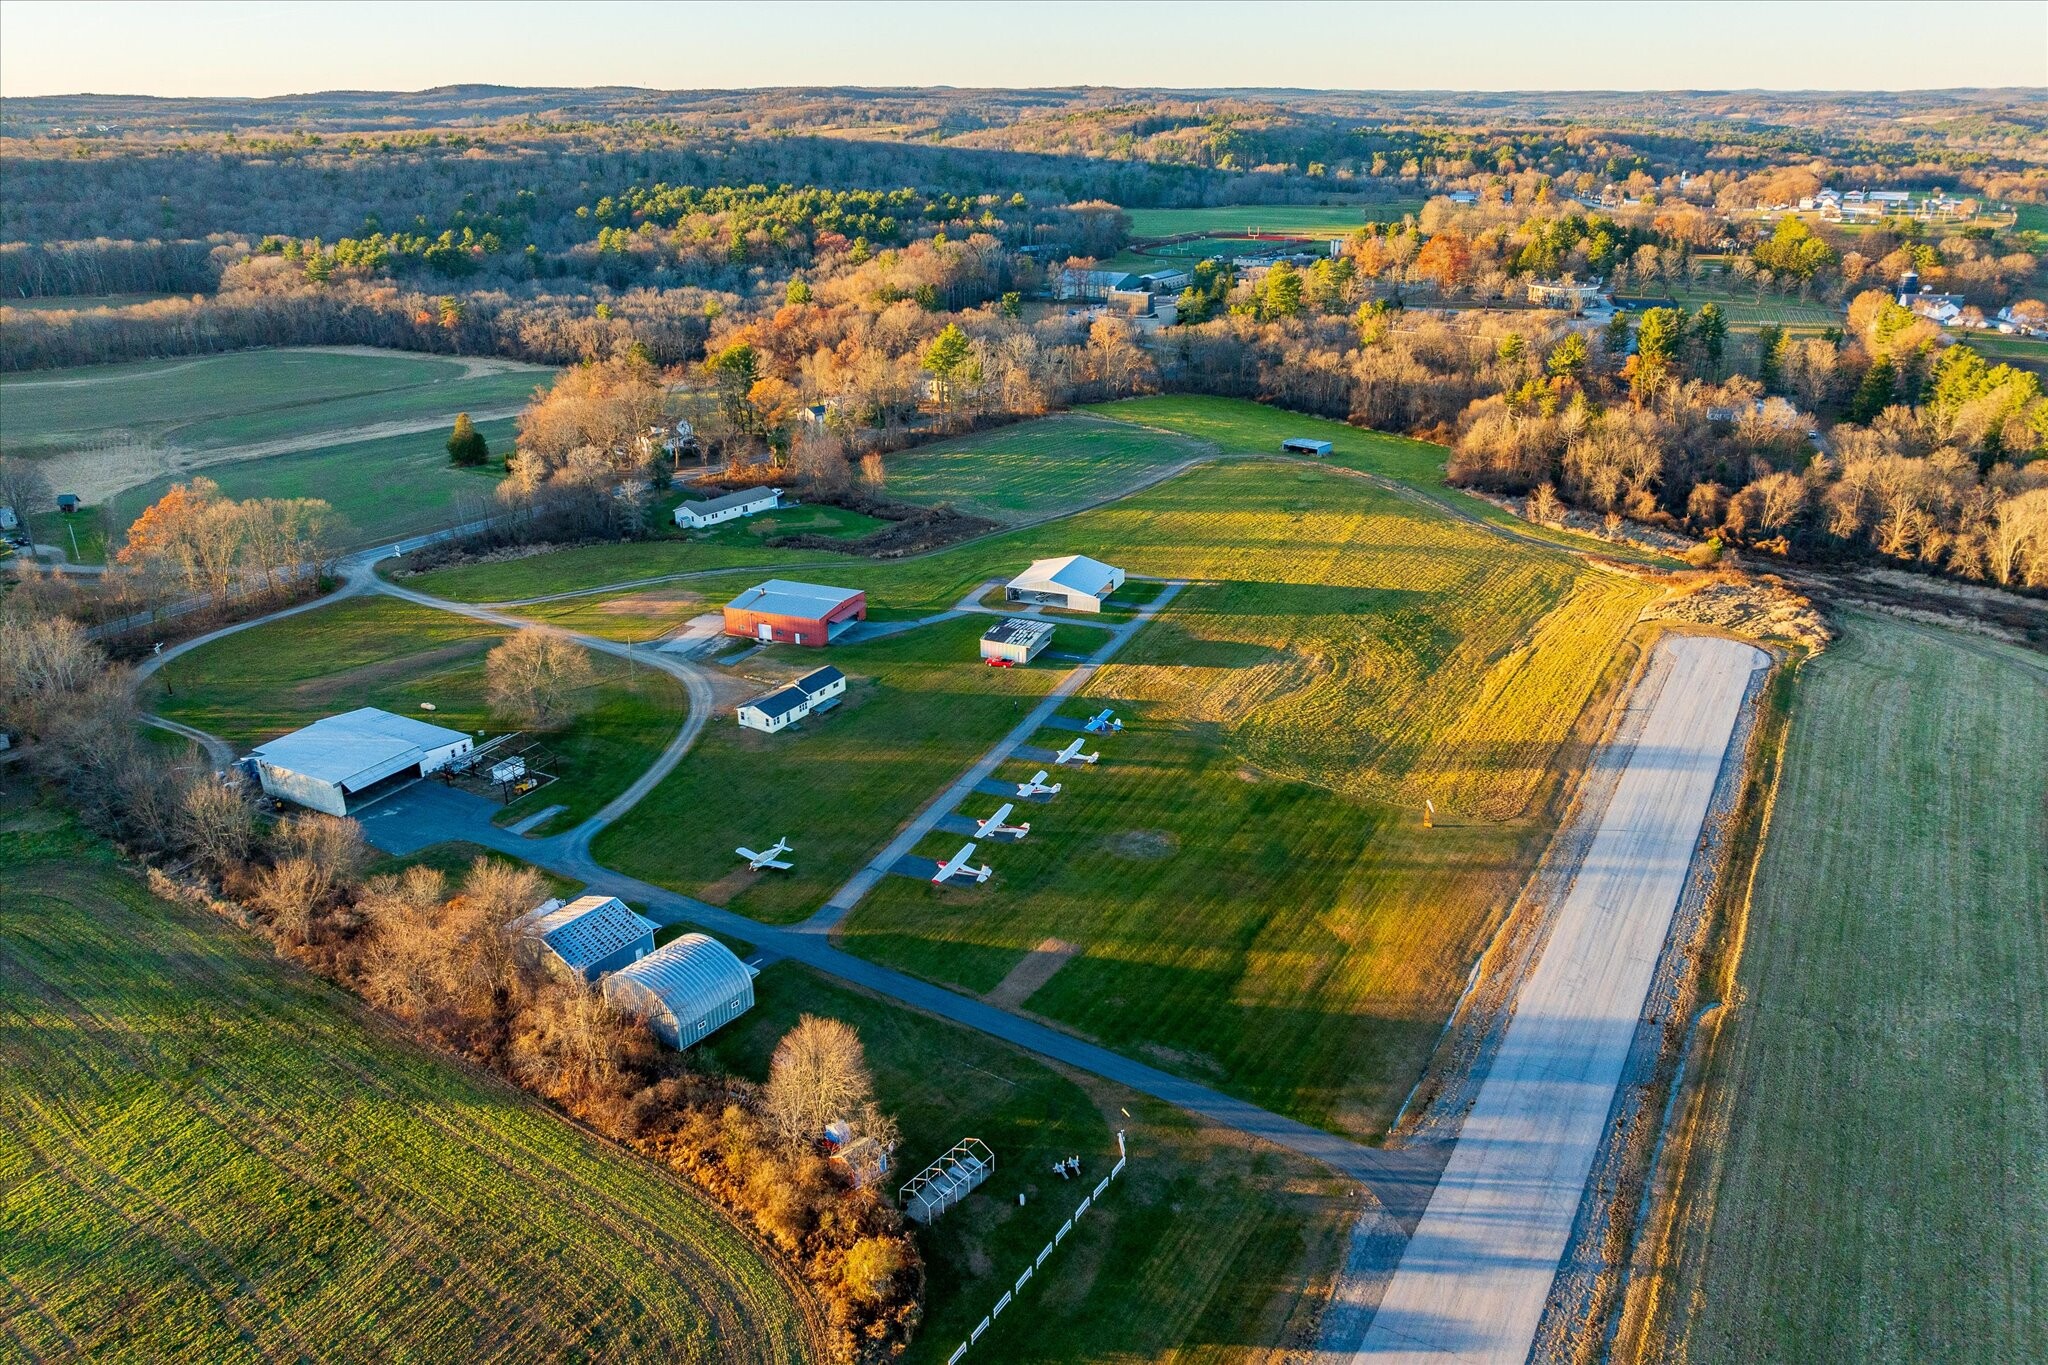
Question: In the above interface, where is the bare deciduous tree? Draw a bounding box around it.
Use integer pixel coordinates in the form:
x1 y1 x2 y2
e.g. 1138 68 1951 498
764 1014 876 1152
485 628 595 730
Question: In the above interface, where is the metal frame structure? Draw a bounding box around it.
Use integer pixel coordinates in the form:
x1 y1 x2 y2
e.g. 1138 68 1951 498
899 1138 995 1225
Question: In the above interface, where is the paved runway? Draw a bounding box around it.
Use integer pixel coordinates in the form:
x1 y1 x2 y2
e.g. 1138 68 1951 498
1355 634 1766 1363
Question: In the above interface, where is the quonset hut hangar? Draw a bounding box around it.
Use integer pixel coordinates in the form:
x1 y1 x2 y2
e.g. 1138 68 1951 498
246 707 473 815
602 933 757 1049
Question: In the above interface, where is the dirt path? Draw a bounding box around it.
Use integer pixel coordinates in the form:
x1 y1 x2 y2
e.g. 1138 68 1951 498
985 938 1079 1010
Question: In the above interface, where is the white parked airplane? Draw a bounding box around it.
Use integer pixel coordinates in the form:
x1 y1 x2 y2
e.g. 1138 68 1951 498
1083 708 1123 734
973 802 1031 839
1054 737 1100 766
931 842 993 885
736 838 795 871
1016 770 1062 798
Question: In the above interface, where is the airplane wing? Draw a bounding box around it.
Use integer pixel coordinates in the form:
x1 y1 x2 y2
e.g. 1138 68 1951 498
736 846 761 860
978 802 1016 834
761 857 794 870
934 842 979 881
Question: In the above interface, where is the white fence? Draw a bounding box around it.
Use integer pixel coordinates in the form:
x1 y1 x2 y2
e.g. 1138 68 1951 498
941 1131 1127 1363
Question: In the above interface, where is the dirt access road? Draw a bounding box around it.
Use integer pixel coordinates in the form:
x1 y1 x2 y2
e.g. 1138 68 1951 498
1355 633 1766 1363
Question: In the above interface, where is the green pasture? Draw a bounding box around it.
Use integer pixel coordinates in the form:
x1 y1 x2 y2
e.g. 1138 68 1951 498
106 418 516 550
1671 616 2047 1364
0 810 810 1363
1122 202 1421 238
150 595 685 832
884 413 1217 523
591 614 1065 922
700 962 1350 1364
0 348 546 458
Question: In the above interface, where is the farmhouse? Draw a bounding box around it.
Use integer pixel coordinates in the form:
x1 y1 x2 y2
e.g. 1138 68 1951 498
981 617 1055 664
603 932 756 1049
723 579 867 645
509 894 658 982
736 665 848 733
1006 555 1125 613
247 707 473 816
1281 437 1334 457
675 486 780 530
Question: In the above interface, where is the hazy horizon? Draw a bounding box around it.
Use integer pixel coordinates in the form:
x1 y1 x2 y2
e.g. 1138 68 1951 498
3 0 2043 100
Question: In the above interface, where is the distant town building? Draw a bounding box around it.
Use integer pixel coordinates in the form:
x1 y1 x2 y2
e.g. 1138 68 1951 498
1528 279 1604 310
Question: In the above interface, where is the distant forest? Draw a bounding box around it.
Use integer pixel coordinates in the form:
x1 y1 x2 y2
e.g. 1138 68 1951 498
4 85 2047 591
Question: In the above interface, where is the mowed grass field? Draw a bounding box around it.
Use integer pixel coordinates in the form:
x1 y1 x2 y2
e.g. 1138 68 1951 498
1664 615 2047 1365
1615 283 1842 330
106 417 517 548
885 413 1218 523
1122 202 1422 237
152 595 686 832
700 960 1350 1365
591 614 1066 922
0 809 812 1363
835 462 1654 1134
0 348 544 459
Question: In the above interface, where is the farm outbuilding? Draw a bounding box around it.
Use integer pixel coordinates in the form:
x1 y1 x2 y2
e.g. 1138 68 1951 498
1006 555 1125 614
737 665 847 733
723 579 867 646
247 707 473 816
508 894 658 982
980 617 1055 664
1281 437 1333 457
675 486 780 530
603 933 757 1049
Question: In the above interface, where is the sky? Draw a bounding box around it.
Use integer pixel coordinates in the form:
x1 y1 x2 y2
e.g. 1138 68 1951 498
2 0 2043 99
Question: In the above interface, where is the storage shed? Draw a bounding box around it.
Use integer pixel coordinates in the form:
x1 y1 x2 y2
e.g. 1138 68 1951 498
248 707 473 815
1281 437 1333 457
675 486 780 530
603 933 756 1049
508 894 658 982
723 579 867 646
981 617 1055 664
1005 555 1125 614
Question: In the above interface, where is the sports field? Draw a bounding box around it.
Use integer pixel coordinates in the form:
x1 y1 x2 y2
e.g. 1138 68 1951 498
106 418 517 549
1615 284 1842 330
884 413 1217 523
1122 202 1422 238
1665 615 2047 1364
700 960 1350 1365
0 808 812 1363
152 596 686 832
591 614 1066 922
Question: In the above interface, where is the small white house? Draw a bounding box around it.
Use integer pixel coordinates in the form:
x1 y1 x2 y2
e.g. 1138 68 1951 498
247 708 472 816
508 894 658 982
1005 555 1125 614
676 487 780 530
737 666 847 734
980 617 1055 664
604 933 756 1049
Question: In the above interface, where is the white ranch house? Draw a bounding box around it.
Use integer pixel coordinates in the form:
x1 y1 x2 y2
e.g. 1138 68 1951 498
675 487 781 530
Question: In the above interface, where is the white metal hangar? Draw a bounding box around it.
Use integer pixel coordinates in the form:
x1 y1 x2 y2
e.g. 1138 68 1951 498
247 707 473 815
1005 554 1126 613
508 894 659 982
980 617 1055 664
602 932 757 1049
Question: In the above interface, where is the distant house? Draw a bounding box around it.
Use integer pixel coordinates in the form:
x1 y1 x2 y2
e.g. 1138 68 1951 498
723 580 867 646
509 894 659 982
55 494 79 513
1005 555 1126 614
1528 279 1604 310
1281 437 1334 457
1055 267 1143 301
1907 294 1967 326
1446 190 1480 206
797 401 837 426
0 505 16 532
737 665 848 734
980 617 1055 664
675 486 780 530
603 933 756 1050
